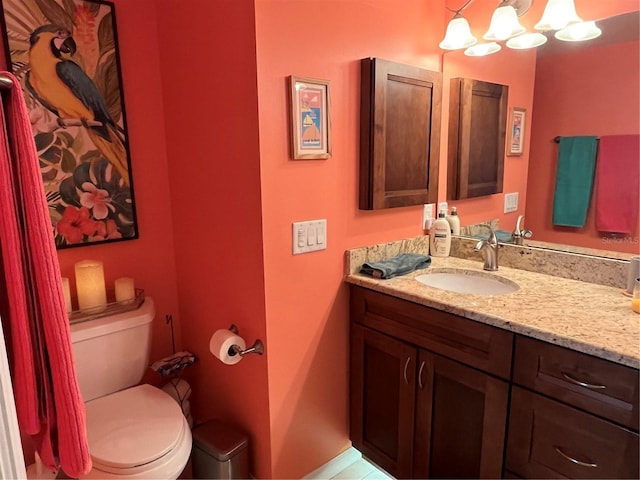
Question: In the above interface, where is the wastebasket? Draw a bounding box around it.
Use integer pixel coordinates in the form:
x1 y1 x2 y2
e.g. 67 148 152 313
191 420 250 479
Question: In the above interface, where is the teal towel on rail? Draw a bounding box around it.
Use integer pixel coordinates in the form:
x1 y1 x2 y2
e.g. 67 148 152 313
552 136 598 227
360 253 431 279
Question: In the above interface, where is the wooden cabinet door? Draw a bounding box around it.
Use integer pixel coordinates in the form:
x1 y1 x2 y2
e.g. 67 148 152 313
414 351 509 479
506 387 639 479
350 324 417 478
359 57 442 209
448 78 508 199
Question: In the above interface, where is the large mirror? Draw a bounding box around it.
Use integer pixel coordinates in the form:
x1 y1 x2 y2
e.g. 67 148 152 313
443 5 639 258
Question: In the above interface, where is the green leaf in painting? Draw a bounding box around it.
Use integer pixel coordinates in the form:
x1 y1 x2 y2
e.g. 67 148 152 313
34 0 74 31
83 1 101 17
41 145 63 164
61 149 77 173
62 0 77 18
34 131 55 152
94 51 122 124
80 150 102 164
42 167 57 182
58 131 75 147
97 12 115 57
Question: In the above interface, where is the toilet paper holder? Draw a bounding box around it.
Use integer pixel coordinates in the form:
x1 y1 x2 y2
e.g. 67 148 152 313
228 324 265 357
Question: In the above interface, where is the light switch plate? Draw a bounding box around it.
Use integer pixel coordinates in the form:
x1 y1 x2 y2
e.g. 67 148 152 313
504 192 519 213
293 219 327 254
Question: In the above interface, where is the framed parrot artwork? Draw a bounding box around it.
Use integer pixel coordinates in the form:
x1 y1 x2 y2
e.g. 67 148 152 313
0 0 138 249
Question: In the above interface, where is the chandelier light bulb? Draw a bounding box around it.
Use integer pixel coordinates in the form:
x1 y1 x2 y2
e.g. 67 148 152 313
464 42 502 57
506 32 548 49
555 20 602 42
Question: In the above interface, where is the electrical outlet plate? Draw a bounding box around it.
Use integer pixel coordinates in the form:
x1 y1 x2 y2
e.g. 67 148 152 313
438 202 448 215
423 204 435 229
292 219 327 254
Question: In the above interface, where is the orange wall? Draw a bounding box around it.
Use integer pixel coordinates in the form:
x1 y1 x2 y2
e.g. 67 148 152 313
254 0 445 477
154 0 272 478
525 40 639 253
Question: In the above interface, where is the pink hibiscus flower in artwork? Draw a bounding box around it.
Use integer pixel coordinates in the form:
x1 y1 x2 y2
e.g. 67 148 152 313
56 206 98 244
79 182 112 220
92 219 123 241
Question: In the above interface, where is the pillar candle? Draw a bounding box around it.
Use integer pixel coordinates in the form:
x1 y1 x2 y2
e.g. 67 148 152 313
115 277 135 302
75 260 107 310
61 277 73 312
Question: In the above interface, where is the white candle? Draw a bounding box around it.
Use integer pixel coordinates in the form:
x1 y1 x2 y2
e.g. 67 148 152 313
115 277 135 302
75 260 107 310
61 277 73 312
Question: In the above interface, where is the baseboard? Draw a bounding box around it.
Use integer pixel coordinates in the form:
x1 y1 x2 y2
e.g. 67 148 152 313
302 446 362 479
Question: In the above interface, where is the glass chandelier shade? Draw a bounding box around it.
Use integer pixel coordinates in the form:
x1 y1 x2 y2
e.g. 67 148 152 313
440 13 478 50
483 5 526 41
535 0 581 31
506 32 548 49
464 42 501 57
555 20 602 42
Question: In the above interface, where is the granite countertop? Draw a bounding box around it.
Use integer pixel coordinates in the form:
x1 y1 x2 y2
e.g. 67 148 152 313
345 255 640 369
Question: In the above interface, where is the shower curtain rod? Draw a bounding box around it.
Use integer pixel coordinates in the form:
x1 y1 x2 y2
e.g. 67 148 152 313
0 74 14 89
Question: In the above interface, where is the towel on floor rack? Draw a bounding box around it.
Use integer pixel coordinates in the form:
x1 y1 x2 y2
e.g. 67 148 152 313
595 135 640 233
552 136 599 228
0 72 91 477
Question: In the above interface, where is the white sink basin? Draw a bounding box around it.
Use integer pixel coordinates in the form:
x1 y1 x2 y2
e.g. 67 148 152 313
415 269 519 295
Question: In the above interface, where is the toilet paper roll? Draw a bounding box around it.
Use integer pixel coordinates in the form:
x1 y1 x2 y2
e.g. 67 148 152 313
209 329 246 365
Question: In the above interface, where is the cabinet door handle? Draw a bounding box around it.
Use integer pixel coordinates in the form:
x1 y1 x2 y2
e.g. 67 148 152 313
403 357 411 385
554 446 598 468
418 361 426 389
561 371 606 390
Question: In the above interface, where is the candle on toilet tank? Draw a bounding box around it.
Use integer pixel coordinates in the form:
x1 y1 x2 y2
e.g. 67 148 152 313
115 277 135 302
61 277 73 312
75 260 107 310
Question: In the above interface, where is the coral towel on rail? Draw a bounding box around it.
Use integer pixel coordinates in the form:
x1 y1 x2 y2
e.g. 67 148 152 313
0 72 91 477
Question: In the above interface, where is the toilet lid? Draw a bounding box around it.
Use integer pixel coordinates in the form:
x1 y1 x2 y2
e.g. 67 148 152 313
85 384 185 470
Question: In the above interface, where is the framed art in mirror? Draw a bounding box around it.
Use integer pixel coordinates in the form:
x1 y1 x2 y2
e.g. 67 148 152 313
289 75 331 160
0 0 138 249
508 107 526 157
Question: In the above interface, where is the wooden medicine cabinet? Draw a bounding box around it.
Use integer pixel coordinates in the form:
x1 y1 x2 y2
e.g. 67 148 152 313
359 58 442 209
447 78 508 200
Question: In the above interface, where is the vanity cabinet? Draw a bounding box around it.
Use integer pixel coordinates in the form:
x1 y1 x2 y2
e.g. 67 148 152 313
349 286 512 478
349 285 640 479
447 78 508 200
359 58 442 210
505 337 639 479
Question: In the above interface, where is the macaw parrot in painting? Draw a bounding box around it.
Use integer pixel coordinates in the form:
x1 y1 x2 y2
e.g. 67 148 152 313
25 24 129 186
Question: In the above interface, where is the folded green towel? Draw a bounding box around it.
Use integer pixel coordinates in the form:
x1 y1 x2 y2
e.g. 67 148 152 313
360 253 431 279
473 229 513 243
552 136 598 227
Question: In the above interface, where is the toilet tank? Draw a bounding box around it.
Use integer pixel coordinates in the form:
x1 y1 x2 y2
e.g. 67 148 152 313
70 298 155 402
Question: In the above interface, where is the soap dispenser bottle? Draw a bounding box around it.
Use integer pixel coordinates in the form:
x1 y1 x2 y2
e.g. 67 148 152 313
430 210 452 257
446 206 461 235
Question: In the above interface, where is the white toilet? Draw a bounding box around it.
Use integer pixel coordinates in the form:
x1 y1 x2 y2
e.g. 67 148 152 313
70 298 192 479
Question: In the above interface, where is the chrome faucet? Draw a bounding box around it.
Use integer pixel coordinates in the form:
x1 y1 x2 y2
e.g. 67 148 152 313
511 215 533 245
475 225 499 271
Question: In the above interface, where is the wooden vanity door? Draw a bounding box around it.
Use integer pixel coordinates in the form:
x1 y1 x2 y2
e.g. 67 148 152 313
413 351 509 479
350 324 416 478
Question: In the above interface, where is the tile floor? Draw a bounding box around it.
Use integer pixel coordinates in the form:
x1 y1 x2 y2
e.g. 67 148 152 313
329 457 394 479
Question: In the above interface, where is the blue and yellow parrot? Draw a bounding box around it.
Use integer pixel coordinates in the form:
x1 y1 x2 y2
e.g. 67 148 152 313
26 24 129 186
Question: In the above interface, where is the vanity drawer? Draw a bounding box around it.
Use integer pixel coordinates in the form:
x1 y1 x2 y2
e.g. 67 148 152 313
506 387 639 479
350 286 513 379
513 336 639 429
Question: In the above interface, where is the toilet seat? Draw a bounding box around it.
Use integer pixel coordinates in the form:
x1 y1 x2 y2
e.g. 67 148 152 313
82 384 191 479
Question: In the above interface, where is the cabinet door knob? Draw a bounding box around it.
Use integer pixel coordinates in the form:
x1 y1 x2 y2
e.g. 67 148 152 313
554 446 598 468
403 357 411 385
418 360 426 389
561 371 606 390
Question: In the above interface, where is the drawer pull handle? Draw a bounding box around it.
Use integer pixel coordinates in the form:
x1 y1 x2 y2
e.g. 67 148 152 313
418 361 426 389
561 371 606 390
403 357 411 385
554 446 598 468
